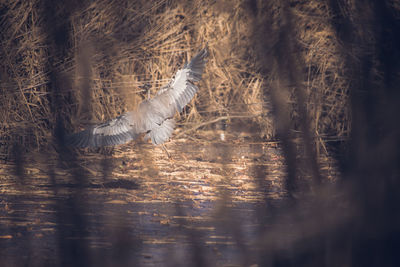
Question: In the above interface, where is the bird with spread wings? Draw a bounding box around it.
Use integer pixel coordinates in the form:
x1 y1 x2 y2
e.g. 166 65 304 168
66 48 208 148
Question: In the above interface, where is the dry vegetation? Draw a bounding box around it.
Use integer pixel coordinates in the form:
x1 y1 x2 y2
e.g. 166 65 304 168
1 0 351 159
1 0 400 266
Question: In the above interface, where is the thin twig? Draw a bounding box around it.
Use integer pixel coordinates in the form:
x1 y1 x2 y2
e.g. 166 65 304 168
174 114 262 138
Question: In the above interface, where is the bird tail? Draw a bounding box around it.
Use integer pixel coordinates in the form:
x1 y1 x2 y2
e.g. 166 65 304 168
144 118 176 145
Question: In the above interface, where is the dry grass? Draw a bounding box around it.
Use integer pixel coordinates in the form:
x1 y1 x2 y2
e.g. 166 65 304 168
0 0 351 159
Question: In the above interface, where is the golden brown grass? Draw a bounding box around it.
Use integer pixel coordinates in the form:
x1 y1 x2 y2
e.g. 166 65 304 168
0 0 352 159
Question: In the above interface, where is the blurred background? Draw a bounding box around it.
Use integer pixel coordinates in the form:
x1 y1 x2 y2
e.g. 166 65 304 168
0 0 399 266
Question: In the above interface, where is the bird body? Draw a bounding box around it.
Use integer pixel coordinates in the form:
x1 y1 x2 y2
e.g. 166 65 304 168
66 48 208 148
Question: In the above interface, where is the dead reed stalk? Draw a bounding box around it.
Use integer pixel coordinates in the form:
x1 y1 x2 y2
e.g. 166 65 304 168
1 0 351 160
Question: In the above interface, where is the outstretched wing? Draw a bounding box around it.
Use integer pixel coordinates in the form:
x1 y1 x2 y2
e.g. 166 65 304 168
65 112 139 148
147 48 208 122
135 48 208 144
124 48 207 146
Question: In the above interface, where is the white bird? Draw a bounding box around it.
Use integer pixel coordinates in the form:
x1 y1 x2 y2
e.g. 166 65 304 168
66 48 208 148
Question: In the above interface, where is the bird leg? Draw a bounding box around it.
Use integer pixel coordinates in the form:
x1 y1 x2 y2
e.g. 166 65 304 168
161 144 171 159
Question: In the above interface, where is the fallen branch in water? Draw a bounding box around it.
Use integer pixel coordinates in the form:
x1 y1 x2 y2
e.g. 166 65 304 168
174 114 262 138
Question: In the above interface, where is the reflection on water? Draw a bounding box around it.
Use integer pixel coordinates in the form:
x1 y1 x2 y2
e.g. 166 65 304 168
0 131 338 266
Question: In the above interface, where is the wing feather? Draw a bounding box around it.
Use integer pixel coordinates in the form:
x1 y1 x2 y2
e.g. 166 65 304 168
149 48 208 120
65 112 140 148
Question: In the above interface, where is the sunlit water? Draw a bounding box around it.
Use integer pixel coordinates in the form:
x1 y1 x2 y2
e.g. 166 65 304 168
0 131 338 266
